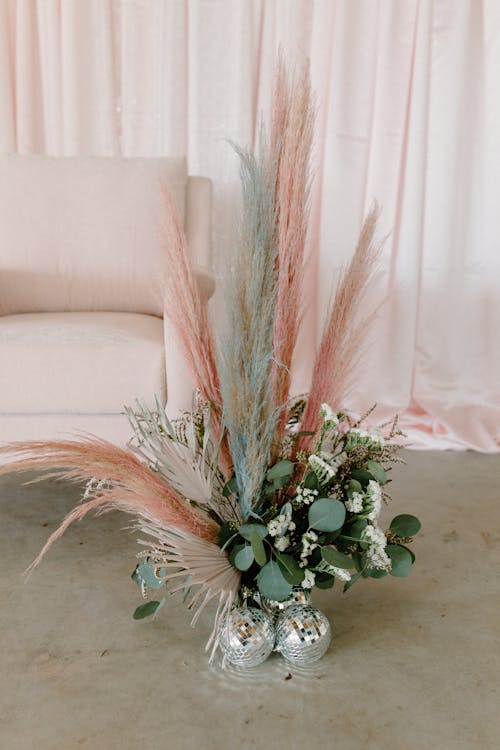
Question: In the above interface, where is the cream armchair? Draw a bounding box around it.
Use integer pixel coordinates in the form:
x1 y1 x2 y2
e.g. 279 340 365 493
0 155 213 444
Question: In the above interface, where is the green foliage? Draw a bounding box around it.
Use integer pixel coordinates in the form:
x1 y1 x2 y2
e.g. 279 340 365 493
366 460 387 484
250 531 267 566
274 551 305 585
315 572 335 589
390 514 421 537
239 523 268 541
133 600 163 620
308 498 346 532
267 460 294 481
303 471 319 491
321 546 354 569
346 479 363 497
230 544 255 571
386 544 414 577
257 561 293 601
343 571 362 592
350 469 375 487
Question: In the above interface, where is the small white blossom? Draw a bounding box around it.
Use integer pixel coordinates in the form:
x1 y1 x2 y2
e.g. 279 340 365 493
295 486 319 506
365 480 382 520
362 523 392 571
308 452 347 484
267 506 295 538
362 523 387 548
345 491 364 514
300 530 318 564
302 569 316 589
320 403 339 430
274 535 290 552
366 546 392 571
329 565 351 582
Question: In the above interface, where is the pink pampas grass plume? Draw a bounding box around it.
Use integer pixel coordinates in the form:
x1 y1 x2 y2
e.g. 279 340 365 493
0 438 220 573
160 184 232 474
299 204 383 446
270 56 315 454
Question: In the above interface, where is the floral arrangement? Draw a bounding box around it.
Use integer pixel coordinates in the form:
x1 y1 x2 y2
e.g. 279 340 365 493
0 58 420 668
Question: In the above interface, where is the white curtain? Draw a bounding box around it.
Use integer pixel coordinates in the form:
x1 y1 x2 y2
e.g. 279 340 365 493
1 0 499 451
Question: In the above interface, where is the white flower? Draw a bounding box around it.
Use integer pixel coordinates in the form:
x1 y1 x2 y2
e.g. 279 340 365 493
366 546 392 571
320 403 339 430
362 523 392 571
362 523 387 549
329 565 351 582
302 569 316 589
300 530 318 563
345 491 364 514
274 535 290 552
365 480 382 520
295 486 319 506
308 452 346 484
267 506 295 538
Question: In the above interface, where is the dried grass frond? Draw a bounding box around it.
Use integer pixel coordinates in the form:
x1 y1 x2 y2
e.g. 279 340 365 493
219 137 280 520
299 204 384 445
0 438 219 573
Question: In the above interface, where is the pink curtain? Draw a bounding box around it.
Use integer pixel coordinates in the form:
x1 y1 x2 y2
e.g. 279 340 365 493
1 0 499 452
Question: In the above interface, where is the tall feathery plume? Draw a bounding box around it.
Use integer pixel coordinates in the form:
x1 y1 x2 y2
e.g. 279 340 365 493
218 136 279 521
160 185 232 474
270 57 315 455
299 204 383 445
0 439 219 573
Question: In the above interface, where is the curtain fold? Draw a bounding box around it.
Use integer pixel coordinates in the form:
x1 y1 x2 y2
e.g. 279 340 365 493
0 0 498 451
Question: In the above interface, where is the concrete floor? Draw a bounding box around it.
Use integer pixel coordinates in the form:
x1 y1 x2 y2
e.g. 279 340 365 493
0 451 499 750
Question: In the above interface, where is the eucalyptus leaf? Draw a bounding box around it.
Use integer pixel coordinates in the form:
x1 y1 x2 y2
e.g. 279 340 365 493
389 514 422 537
346 479 363 498
267 460 294 481
230 544 255 571
257 561 293 601
387 544 413 577
343 571 362 592
274 552 304 585
321 546 355 569
239 523 268 541
303 471 319 491
133 600 163 620
365 567 388 578
315 572 335 589
366 460 387 484
350 469 375 487
308 498 346 532
250 531 267 566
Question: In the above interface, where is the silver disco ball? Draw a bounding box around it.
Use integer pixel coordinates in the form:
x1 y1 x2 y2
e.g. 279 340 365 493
218 607 275 668
275 605 331 665
261 586 311 619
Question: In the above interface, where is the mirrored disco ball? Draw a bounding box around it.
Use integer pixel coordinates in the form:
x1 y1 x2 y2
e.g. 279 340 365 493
275 605 331 665
218 607 275 668
261 586 311 618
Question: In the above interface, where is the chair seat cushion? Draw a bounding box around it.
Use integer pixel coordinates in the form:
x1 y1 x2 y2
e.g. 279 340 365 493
0 312 166 414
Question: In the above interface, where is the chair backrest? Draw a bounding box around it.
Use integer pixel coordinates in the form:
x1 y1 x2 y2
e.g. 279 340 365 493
0 155 187 316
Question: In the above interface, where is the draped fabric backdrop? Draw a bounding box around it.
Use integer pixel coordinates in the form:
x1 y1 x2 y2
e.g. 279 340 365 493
0 0 499 451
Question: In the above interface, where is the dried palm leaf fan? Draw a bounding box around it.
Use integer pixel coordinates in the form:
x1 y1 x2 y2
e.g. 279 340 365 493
0 56 420 668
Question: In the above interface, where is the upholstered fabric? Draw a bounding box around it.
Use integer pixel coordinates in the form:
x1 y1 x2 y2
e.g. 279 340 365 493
0 155 187 316
0 312 166 414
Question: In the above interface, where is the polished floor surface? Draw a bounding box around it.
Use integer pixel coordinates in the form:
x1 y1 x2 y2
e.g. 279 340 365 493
0 451 499 750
